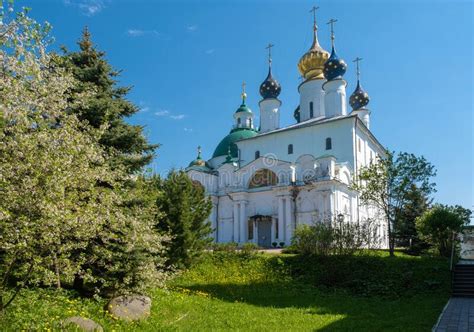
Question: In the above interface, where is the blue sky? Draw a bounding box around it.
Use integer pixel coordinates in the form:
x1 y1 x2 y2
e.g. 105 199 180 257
25 0 472 209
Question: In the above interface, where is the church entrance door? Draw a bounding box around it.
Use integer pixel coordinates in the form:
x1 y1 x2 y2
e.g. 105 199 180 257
257 218 272 248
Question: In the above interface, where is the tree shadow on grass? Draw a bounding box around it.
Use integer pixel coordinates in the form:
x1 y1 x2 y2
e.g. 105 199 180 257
183 280 447 331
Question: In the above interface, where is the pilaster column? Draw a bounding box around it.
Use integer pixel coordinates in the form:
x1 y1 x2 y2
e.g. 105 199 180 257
211 196 218 242
278 197 285 241
239 201 247 244
233 202 239 243
285 197 293 244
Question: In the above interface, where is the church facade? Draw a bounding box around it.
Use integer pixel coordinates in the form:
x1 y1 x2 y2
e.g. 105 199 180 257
186 12 388 248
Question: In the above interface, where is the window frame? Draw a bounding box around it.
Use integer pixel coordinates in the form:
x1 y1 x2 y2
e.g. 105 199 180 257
288 144 293 155
325 137 332 150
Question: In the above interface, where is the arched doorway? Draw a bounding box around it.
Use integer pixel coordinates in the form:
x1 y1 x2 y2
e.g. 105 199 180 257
249 215 273 248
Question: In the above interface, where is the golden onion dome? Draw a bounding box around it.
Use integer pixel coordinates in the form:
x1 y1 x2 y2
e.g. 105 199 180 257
298 24 329 80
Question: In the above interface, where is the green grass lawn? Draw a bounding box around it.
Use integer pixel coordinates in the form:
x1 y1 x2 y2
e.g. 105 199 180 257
0 251 450 331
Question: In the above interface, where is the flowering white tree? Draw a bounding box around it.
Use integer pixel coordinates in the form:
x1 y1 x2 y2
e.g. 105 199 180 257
0 6 168 310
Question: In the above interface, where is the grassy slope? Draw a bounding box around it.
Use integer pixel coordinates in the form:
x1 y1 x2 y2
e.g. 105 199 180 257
0 251 450 331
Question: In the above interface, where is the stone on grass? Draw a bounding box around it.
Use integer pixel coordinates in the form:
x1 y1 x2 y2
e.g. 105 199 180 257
63 316 103 332
107 295 151 321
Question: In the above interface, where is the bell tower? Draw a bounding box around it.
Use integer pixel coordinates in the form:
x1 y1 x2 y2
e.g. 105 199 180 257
259 43 282 133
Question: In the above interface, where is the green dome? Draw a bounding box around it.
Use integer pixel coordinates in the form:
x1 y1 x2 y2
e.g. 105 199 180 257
212 128 258 158
188 159 205 167
187 146 212 171
235 103 252 114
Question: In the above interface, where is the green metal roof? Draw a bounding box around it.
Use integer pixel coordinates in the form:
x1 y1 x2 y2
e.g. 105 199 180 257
235 103 252 114
212 128 258 158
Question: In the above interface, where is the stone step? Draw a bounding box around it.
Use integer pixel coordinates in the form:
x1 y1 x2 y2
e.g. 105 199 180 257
452 288 474 294
453 281 474 285
454 278 474 282
452 294 474 298
453 285 474 292
454 266 474 271
454 271 474 276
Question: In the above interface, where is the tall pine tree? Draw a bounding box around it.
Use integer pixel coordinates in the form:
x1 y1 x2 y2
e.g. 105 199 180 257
155 171 213 269
62 27 158 174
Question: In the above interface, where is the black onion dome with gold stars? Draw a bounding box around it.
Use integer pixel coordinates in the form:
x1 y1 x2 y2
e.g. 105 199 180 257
259 67 281 99
349 80 370 110
323 19 346 81
323 46 347 81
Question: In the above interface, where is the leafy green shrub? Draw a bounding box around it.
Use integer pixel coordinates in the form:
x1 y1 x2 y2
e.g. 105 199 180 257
210 242 238 252
293 218 383 257
292 224 333 256
286 253 450 298
240 243 260 256
416 204 472 257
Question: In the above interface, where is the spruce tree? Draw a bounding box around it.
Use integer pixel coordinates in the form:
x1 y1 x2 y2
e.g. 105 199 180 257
155 171 213 269
394 184 431 253
62 27 158 174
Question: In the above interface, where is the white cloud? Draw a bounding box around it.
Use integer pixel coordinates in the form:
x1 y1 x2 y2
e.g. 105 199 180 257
140 107 150 113
154 109 186 120
184 127 193 132
155 110 170 117
205 49 215 55
127 29 161 37
64 0 107 16
187 25 198 32
170 114 186 120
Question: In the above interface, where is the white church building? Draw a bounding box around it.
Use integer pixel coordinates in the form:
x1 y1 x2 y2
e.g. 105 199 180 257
186 11 387 248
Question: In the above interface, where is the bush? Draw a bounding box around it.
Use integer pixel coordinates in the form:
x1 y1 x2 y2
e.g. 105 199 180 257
292 223 333 256
209 242 238 253
416 204 472 257
240 243 260 256
287 253 450 298
292 218 382 256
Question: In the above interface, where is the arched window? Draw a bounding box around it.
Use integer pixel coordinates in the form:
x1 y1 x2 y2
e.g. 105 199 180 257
192 180 205 192
255 150 260 159
248 169 278 189
249 118 252 128
309 102 314 118
288 144 293 154
326 137 332 150
237 118 241 126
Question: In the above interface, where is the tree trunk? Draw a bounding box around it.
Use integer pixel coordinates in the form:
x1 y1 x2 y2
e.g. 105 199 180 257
388 218 395 256
73 275 85 295
53 252 61 289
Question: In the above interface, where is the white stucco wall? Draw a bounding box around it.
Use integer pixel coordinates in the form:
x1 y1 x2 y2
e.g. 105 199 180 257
236 116 356 171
